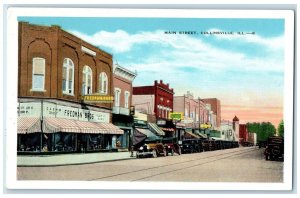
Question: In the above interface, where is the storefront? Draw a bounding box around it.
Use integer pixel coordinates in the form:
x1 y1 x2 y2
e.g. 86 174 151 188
17 100 123 153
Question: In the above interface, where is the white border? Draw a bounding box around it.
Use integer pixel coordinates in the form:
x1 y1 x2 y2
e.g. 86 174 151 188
4 7 294 191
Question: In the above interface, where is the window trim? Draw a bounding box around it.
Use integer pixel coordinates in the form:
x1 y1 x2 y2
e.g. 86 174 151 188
124 91 130 108
82 65 93 95
99 72 108 95
114 88 121 107
31 57 46 92
62 58 75 96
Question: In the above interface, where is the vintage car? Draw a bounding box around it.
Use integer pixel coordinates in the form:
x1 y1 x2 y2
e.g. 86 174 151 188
264 136 284 161
179 139 203 154
162 137 181 156
202 140 216 151
136 142 167 158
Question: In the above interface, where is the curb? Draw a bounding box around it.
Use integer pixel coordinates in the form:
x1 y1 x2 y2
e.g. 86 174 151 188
17 157 136 167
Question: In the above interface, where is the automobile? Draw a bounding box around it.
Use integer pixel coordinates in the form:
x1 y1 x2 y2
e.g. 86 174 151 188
136 142 167 158
264 136 284 161
179 139 203 154
202 140 216 151
162 137 181 156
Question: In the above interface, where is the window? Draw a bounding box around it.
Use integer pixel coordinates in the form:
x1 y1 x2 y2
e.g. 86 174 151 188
114 88 121 107
124 91 130 108
82 66 92 95
99 72 108 94
32 57 45 91
62 58 74 95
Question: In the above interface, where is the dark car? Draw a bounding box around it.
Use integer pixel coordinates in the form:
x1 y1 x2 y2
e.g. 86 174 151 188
179 139 203 154
162 137 181 156
136 142 167 158
264 136 284 161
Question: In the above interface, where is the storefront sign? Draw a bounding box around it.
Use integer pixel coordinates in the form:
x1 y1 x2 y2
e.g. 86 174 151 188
81 95 114 103
157 120 166 125
18 102 42 117
200 123 212 129
18 102 110 123
169 112 183 120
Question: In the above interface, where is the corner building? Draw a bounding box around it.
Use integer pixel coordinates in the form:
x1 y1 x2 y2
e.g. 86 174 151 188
17 22 123 153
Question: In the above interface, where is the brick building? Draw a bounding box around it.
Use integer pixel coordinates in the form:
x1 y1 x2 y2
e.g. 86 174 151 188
112 64 137 150
17 22 123 153
202 98 221 127
132 80 174 136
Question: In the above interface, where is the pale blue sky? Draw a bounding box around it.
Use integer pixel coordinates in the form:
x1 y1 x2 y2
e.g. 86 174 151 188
18 17 285 123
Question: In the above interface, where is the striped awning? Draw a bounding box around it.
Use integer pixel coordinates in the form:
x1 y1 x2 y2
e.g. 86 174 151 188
96 123 124 134
17 117 41 134
148 122 165 136
43 117 123 134
135 128 162 142
184 131 201 139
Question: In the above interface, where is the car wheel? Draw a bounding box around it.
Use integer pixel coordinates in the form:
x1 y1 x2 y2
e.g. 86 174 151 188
152 150 157 158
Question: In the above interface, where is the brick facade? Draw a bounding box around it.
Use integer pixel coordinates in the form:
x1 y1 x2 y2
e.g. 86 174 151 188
202 98 221 127
18 22 113 110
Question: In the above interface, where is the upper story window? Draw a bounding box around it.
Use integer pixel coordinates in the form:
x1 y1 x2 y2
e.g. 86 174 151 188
124 91 130 108
82 66 92 95
99 72 108 95
114 88 121 107
32 57 45 91
62 58 74 95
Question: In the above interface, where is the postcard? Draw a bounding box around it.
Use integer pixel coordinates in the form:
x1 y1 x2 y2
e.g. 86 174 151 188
4 7 294 192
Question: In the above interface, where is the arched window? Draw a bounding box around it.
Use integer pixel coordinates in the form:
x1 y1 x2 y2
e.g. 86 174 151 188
114 88 121 107
124 91 130 108
99 72 108 94
32 57 45 91
82 66 92 95
62 58 74 95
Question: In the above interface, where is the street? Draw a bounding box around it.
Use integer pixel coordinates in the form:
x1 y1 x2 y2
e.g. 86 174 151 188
17 147 283 182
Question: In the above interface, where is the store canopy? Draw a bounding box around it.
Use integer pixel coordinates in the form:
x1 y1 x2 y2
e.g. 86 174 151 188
148 122 165 136
194 131 208 139
135 128 162 142
132 129 147 146
43 117 123 134
161 127 175 132
17 117 41 134
184 131 201 139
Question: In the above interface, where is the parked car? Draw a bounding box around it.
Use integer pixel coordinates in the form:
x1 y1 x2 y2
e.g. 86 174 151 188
264 136 284 161
179 139 203 154
136 142 167 158
162 137 181 156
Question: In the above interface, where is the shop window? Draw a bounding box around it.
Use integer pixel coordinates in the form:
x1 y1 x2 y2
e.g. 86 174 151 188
114 88 121 107
82 66 92 95
32 57 45 91
124 91 130 108
99 72 108 94
62 58 74 95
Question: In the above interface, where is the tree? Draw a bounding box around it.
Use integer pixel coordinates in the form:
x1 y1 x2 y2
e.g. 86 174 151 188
278 120 284 137
246 122 276 142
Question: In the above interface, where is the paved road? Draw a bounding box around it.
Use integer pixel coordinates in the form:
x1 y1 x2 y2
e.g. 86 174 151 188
17 147 283 182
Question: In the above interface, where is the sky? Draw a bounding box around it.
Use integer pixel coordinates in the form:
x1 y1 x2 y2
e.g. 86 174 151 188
18 17 285 127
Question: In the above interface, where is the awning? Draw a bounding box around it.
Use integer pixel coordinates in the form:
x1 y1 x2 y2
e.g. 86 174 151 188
96 123 124 134
194 131 208 139
133 129 147 146
184 131 201 139
148 122 165 136
17 117 41 134
43 117 123 134
135 128 162 142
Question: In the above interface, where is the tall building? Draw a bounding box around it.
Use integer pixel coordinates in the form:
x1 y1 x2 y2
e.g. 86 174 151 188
17 22 123 153
202 98 221 127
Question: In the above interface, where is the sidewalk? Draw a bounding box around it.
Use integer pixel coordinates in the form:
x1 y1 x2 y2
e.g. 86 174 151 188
17 151 136 167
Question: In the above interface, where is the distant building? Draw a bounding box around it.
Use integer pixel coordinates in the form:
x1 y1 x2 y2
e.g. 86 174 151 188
132 80 174 136
202 98 221 127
